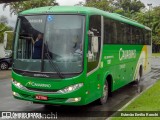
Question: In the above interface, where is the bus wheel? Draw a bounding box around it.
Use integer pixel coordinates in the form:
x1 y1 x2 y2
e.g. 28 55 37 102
135 67 142 84
98 80 108 105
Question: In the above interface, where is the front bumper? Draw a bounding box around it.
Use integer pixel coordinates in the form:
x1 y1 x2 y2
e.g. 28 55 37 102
12 82 87 106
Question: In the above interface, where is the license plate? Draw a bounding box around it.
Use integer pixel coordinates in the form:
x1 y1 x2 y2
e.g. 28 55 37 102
35 95 48 100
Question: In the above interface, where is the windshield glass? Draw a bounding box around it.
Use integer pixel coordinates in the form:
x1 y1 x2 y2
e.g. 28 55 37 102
13 15 85 73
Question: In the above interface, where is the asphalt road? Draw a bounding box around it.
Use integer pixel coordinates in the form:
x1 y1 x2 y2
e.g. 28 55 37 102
0 57 160 120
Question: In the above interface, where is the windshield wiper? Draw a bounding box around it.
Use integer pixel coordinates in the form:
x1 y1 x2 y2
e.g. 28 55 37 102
44 41 65 79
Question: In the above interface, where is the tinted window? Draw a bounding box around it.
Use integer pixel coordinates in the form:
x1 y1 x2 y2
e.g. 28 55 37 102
103 17 151 45
104 18 117 44
145 30 151 45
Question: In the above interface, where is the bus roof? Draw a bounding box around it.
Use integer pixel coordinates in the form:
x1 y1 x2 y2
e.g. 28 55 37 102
19 6 151 30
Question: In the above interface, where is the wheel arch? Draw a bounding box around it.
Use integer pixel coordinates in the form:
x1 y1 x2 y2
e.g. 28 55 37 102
139 64 143 77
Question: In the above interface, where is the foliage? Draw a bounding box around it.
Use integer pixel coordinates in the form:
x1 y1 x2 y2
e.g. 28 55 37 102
86 0 145 17
3 0 160 52
3 0 58 15
2 0 58 50
85 0 114 12
85 0 160 52
0 15 8 24
0 15 8 33
0 16 13 50
121 0 145 13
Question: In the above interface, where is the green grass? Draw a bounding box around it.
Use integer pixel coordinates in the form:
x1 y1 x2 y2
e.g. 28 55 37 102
152 53 160 57
112 80 160 120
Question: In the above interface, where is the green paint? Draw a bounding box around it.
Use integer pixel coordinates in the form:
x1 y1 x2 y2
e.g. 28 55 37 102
12 6 151 106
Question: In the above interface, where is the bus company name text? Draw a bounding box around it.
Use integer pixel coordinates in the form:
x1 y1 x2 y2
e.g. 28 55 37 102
119 48 136 61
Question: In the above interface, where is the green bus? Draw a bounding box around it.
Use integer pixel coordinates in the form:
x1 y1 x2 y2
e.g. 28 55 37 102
12 6 152 106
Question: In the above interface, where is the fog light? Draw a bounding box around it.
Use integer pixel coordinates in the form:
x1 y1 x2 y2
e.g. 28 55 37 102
66 97 81 103
13 92 20 97
75 98 79 102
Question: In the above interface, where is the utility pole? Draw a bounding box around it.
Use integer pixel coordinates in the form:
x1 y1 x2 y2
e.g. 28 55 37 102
147 3 152 27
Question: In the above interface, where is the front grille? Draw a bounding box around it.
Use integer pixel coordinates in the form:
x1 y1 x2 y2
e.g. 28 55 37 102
26 87 59 93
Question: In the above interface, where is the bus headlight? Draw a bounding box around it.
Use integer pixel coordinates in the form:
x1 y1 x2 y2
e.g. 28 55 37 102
12 80 23 89
57 83 83 94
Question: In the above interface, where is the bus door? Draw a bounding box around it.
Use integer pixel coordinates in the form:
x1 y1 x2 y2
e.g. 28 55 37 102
87 15 102 99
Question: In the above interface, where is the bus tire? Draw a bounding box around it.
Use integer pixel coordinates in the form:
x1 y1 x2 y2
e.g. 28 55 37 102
135 66 142 84
98 80 108 105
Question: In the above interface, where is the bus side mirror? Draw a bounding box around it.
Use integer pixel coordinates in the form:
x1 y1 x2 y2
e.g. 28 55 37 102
88 30 94 37
91 36 98 53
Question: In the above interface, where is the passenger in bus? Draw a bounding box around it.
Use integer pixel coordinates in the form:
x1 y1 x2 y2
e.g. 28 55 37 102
31 34 43 59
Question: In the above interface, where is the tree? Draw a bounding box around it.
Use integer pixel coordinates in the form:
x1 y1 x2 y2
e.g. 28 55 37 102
85 0 114 12
85 1 160 52
0 15 8 39
112 0 145 17
132 9 148 25
151 6 160 52
0 15 13 50
3 0 58 15
0 15 8 24
75 1 85 6
85 0 145 17
120 0 145 13
134 6 160 53
0 15 8 33
152 6 160 34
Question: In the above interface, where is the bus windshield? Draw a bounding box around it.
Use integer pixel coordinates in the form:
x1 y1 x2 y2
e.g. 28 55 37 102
13 15 85 74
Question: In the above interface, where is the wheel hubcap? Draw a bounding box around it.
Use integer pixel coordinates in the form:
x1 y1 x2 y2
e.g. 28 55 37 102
137 73 141 82
102 84 108 101
1 63 7 70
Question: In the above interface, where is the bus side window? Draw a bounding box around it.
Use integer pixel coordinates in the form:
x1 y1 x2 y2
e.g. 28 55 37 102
145 30 151 45
104 18 117 44
104 18 111 44
127 25 132 44
87 15 101 73
131 27 136 44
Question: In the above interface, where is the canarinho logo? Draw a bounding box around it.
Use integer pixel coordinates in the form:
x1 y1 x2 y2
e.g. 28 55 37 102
119 48 136 61
26 82 51 88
